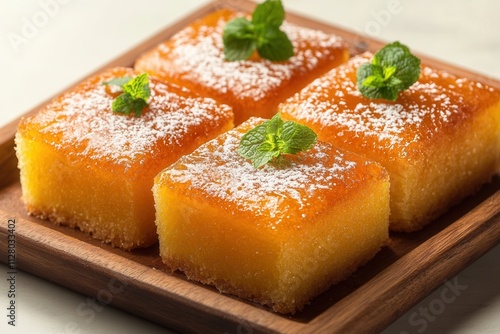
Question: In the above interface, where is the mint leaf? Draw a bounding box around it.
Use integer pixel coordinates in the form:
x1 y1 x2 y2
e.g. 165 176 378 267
102 76 132 88
280 120 317 154
223 0 294 62
223 18 257 61
103 73 151 117
238 114 317 168
238 122 267 162
357 63 400 101
252 0 284 27
257 26 294 61
357 41 421 101
253 149 280 169
123 73 150 101
112 93 148 117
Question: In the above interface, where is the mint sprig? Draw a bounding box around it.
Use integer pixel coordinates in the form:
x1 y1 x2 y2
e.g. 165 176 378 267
103 73 151 117
102 76 133 87
238 114 317 168
223 0 294 62
357 41 421 101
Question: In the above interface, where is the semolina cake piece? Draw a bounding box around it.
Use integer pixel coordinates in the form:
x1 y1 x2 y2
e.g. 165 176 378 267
280 53 500 232
135 8 349 125
153 118 390 314
15 67 233 250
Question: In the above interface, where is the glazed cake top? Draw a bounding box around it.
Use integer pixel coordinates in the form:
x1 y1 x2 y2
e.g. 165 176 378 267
158 118 387 230
18 67 233 173
280 53 500 159
135 8 347 102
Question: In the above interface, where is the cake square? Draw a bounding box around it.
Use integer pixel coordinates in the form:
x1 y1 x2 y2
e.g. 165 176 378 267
135 8 349 125
153 118 390 313
15 67 234 249
280 53 500 231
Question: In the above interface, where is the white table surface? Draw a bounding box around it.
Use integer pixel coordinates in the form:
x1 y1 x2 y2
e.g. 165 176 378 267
1 1 499 333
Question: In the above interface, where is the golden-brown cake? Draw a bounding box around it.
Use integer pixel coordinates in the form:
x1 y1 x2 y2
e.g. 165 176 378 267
280 53 500 232
135 8 349 125
153 118 390 313
15 67 234 249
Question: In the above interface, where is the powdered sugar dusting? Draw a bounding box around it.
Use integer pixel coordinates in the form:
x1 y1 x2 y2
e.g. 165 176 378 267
32 73 231 169
161 119 360 224
281 54 497 157
152 12 345 101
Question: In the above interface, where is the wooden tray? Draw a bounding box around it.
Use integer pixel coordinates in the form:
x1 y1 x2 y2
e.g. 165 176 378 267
1 1 499 333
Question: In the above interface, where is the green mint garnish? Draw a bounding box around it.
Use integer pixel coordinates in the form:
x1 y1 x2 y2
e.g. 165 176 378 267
238 113 317 168
103 73 151 117
102 76 133 87
357 41 421 101
223 0 294 62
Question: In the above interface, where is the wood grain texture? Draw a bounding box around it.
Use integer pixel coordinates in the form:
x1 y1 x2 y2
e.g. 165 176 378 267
0 1 499 333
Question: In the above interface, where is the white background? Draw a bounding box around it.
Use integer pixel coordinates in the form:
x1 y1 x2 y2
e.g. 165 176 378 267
1 0 499 333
